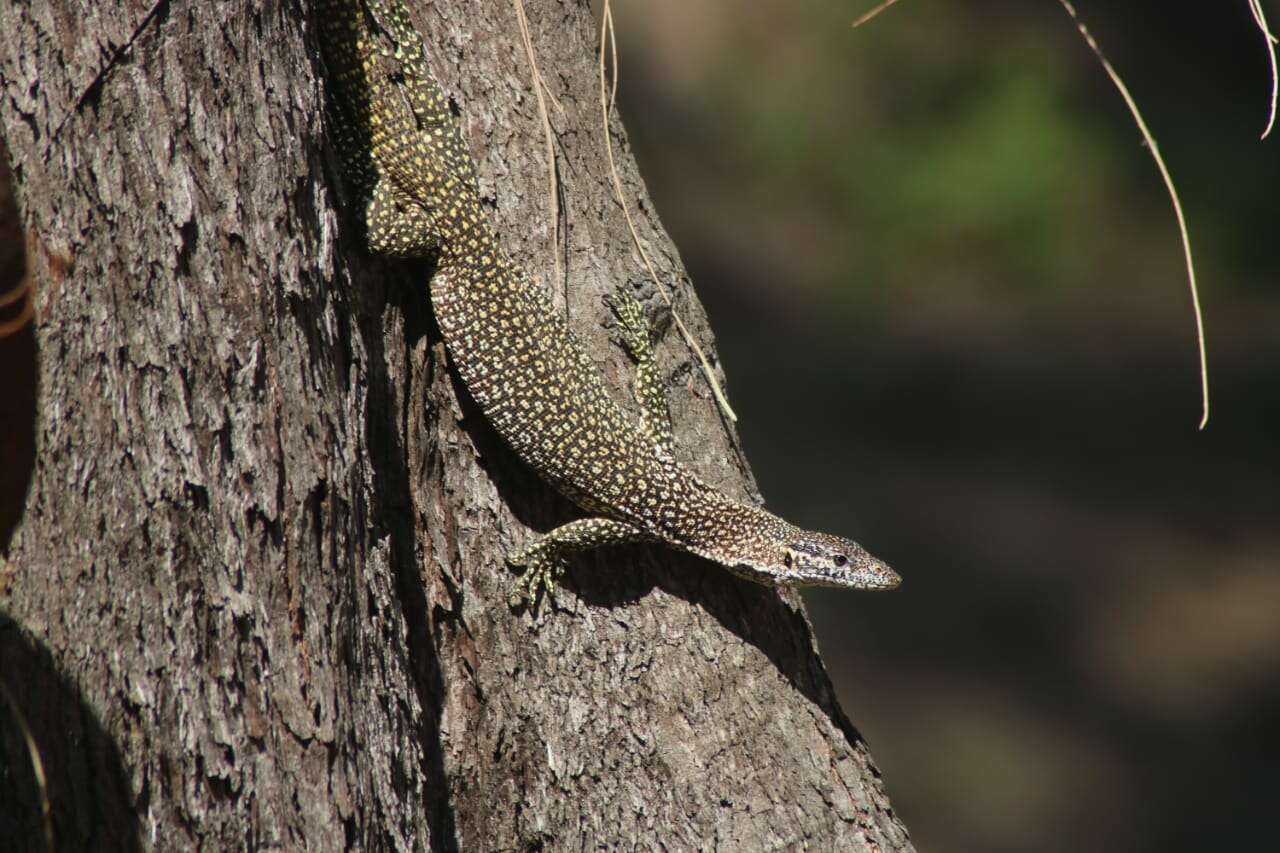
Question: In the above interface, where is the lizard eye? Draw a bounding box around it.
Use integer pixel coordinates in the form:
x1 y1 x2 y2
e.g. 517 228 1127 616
833 554 848 568
783 551 793 568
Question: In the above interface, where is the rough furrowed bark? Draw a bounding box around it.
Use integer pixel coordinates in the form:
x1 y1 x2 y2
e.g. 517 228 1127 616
0 1 911 849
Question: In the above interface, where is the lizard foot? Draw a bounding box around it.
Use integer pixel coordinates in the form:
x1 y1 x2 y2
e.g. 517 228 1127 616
507 542 570 611
603 288 652 363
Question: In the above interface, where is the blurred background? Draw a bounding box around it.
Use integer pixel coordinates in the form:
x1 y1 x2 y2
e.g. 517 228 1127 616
605 0 1279 850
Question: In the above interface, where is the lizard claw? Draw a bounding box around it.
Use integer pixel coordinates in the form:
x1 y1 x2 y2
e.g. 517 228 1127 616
507 543 569 612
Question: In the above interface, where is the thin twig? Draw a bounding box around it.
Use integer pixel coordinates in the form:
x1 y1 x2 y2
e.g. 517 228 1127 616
607 6 619 110
852 0 904 29
1247 0 1279 138
0 679 53 853
0 280 34 338
513 0 563 299
1057 0 1210 429
598 0 738 422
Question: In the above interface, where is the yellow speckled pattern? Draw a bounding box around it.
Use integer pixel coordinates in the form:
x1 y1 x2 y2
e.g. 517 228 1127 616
314 0 901 605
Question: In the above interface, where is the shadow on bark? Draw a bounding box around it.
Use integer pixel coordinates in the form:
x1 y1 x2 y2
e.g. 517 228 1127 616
0 308 34 554
0 613 143 853
0 133 35 553
0 132 132 853
353 255 461 852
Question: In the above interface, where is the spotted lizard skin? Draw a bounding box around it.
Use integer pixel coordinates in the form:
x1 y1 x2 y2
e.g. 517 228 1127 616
313 0 901 606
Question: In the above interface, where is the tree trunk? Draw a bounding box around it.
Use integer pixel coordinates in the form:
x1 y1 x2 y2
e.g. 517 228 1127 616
0 1 911 849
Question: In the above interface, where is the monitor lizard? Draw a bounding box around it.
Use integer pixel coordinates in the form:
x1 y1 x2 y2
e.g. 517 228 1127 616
312 0 901 608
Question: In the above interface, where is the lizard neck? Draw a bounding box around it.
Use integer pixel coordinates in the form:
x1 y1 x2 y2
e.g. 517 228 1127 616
648 473 794 574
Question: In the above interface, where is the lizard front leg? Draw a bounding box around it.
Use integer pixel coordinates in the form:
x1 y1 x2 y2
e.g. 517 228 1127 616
508 517 654 610
604 288 676 462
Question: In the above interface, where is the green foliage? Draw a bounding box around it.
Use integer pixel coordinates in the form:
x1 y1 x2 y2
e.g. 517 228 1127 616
622 0 1276 334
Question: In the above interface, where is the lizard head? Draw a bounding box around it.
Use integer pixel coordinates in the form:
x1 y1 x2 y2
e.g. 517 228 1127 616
677 488 901 590
778 529 901 590
702 502 901 590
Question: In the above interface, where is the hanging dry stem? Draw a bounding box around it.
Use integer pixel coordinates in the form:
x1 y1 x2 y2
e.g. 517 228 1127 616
852 0 905 29
1056 0 1210 429
1247 0 1279 138
597 0 738 423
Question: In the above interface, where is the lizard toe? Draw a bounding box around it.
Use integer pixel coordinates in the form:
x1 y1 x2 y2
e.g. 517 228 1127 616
506 545 568 611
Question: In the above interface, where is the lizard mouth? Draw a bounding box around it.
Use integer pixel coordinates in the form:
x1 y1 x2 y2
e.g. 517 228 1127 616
720 554 902 591
796 560 902 590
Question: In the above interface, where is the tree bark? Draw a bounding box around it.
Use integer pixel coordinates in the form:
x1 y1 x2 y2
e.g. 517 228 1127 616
0 1 911 849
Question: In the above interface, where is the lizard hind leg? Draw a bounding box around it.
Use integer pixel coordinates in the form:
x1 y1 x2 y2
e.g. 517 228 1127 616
507 517 653 611
604 288 676 461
